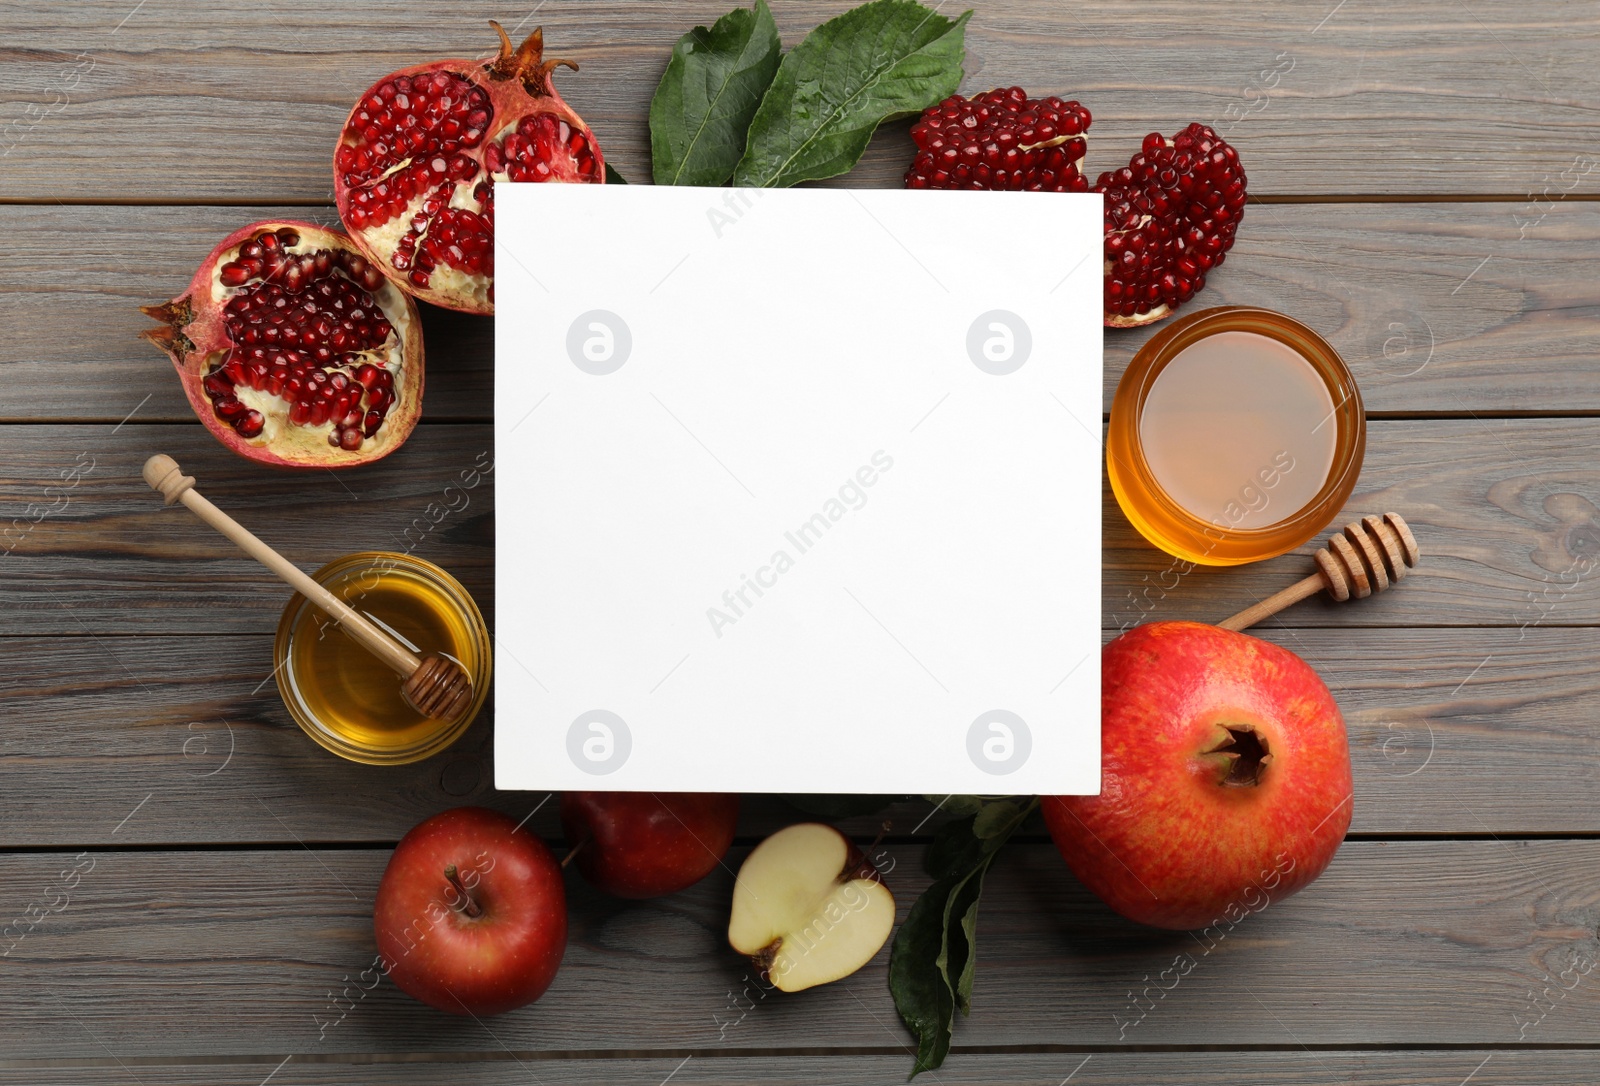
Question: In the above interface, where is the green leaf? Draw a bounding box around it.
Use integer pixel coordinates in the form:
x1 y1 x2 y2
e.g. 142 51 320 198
604 163 628 184
732 0 972 188
889 875 959 1076
650 1 782 187
892 798 1040 1076
972 799 1021 840
937 866 985 1012
927 793 984 818
950 864 988 1015
924 814 984 880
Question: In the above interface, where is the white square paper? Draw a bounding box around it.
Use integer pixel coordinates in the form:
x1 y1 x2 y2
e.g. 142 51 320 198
494 184 1101 795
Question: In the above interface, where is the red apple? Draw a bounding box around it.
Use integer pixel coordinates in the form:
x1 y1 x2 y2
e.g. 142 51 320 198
1044 621 1352 930
374 807 566 1015
561 791 739 898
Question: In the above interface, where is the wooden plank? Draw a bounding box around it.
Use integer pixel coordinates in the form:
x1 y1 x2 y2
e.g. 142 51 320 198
0 1051 1593 1085
7 201 1600 423
3 419 1598 633
0 422 495 633
2 2 1598 199
1101 415 1600 630
0 206 490 424
2 841 1597 1057
2 627 1596 847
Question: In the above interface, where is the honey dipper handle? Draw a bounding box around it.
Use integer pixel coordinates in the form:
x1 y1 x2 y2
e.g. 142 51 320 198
1216 572 1326 632
143 454 421 678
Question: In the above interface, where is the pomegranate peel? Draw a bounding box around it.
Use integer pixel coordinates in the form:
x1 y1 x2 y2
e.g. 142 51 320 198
333 22 605 315
141 220 423 470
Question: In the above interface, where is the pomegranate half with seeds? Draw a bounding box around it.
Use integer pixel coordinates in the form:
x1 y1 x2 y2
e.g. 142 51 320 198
141 221 423 469
332 22 605 315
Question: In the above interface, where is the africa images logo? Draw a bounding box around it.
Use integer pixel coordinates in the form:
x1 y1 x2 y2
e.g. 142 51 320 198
966 309 1031 375
706 450 894 639
566 310 631 375
567 709 631 774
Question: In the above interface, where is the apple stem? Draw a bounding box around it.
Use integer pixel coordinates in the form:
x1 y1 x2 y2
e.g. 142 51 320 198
443 864 483 919
560 836 588 870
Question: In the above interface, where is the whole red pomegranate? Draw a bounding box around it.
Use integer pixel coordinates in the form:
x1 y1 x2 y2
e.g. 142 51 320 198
333 22 604 315
141 221 423 469
903 92 1246 328
1044 622 1351 931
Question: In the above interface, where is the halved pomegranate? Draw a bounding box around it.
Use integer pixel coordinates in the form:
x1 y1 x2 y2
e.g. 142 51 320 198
333 22 605 315
141 221 423 469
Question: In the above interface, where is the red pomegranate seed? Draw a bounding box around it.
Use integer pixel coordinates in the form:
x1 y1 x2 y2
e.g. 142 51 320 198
234 410 265 439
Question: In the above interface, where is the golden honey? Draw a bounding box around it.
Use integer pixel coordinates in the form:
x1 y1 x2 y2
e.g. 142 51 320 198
1108 307 1366 566
274 552 490 764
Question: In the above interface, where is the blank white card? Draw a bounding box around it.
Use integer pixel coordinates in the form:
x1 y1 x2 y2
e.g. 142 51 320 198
494 184 1101 795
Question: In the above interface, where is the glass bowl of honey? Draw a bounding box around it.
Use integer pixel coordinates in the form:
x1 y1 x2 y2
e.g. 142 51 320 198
274 551 491 764
1108 306 1366 566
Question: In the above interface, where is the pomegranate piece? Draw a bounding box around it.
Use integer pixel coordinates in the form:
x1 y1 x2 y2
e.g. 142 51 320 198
1100 124 1247 328
902 93 1247 327
141 221 424 469
333 22 604 315
904 87 1091 192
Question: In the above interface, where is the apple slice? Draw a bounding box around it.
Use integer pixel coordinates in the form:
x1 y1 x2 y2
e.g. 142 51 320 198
728 823 895 992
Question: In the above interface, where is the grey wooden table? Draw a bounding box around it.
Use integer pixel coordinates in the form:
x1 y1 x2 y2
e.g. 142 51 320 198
3 1 1600 1082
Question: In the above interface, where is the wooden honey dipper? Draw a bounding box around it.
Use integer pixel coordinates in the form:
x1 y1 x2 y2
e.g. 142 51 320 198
143 454 472 721
1217 513 1420 632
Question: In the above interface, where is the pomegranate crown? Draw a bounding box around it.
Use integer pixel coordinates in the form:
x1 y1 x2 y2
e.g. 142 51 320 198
486 21 578 93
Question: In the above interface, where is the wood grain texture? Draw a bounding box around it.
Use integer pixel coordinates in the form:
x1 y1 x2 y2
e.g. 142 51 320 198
2 2 1598 199
0 423 495 633
3 419 1598 633
7 201 1600 423
1101 416 1600 630
2 841 1597 1058
3 0 1596 1074
0 205 490 423
0 1051 1591 1085
1 628 1596 846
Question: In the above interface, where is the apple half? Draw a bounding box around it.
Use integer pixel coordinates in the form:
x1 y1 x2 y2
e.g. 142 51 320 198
728 823 895 992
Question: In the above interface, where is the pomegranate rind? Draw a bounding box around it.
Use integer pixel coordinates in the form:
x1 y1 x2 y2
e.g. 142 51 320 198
141 220 424 470
331 24 605 316
1103 304 1172 329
